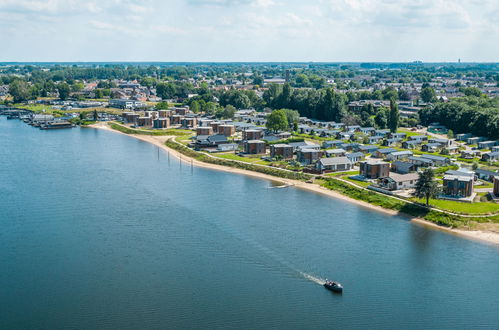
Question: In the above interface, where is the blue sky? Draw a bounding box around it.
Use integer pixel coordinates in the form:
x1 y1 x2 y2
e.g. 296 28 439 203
0 0 497 62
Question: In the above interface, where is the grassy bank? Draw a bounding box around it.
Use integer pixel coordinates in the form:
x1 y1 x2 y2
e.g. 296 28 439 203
165 139 312 181
110 123 192 136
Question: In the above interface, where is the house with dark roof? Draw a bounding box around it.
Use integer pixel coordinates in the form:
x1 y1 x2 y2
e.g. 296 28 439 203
407 156 434 167
357 145 379 154
325 148 346 157
374 148 397 159
322 140 343 149
386 150 413 161
297 149 322 165
346 152 365 163
270 144 293 159
195 134 229 148
481 151 499 162
419 154 451 166
391 161 416 174
475 168 499 182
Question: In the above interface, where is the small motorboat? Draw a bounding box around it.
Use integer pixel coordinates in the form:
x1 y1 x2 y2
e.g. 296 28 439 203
324 280 343 293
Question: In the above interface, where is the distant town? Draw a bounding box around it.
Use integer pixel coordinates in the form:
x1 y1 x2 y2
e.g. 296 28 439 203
1 62 498 225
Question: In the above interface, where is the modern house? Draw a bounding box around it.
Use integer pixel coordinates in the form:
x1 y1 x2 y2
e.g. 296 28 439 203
359 159 390 179
481 152 499 162
391 161 416 174
421 143 441 152
218 125 235 137
244 140 266 154
325 148 346 157
242 129 263 140
442 175 474 198
196 126 213 136
378 172 419 191
346 152 365 163
322 140 343 149
401 140 422 149
357 145 378 154
153 118 170 129
374 148 397 159
270 144 294 159
315 157 353 173
475 168 499 182
407 156 434 167
195 134 229 148
478 141 497 150
456 133 472 141
386 150 413 161
419 154 451 166
297 149 322 165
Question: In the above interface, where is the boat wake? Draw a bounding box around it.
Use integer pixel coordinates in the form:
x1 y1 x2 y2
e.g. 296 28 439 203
299 272 325 285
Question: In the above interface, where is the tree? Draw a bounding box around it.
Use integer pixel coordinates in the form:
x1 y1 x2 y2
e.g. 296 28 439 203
190 100 200 113
9 79 30 103
413 168 440 206
388 99 399 133
266 110 288 133
281 109 299 129
94 89 104 99
155 101 169 110
374 107 388 129
156 82 176 99
57 83 71 100
472 160 479 170
447 129 454 139
420 87 436 103
93 110 98 121
219 105 236 119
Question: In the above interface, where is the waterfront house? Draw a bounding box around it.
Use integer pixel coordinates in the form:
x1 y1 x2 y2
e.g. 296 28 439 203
481 152 499 162
216 143 239 152
195 134 229 148
378 172 419 191
315 157 353 173
386 150 413 161
391 161 416 174
244 140 266 154
270 144 294 159
297 149 322 165
359 159 390 179
325 148 346 157
442 175 474 197
346 152 365 164
153 118 170 129
374 148 397 159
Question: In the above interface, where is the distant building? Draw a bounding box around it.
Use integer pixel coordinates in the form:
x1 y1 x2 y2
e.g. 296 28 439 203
109 99 146 109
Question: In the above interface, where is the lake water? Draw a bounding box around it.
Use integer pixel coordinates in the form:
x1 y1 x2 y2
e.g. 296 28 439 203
1 117 498 329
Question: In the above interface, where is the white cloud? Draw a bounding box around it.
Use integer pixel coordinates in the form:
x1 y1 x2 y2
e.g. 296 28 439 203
0 0 497 61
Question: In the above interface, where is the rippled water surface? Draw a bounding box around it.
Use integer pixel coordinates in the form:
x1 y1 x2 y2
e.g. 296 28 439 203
1 117 498 329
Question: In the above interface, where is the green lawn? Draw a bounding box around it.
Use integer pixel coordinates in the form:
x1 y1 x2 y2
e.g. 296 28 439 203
412 197 499 215
214 153 270 165
397 128 421 137
476 181 494 188
343 177 372 187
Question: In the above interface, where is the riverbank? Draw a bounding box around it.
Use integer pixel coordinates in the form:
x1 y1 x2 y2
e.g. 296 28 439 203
89 122 499 246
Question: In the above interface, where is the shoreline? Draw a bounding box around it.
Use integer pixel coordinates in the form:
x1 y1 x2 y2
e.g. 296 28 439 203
89 122 499 247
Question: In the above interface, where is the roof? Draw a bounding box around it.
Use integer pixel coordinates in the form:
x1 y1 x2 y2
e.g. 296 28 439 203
443 175 473 182
389 172 419 183
247 139 265 144
475 168 499 176
272 144 292 148
390 151 413 156
377 148 397 154
408 156 434 163
318 157 352 165
419 154 447 161
347 152 364 158
327 148 346 153
445 169 474 177
362 159 389 165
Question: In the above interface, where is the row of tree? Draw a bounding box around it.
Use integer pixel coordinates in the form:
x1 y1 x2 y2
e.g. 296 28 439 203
419 96 499 139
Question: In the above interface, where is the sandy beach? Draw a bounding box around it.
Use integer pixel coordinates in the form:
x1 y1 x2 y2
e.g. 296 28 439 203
89 122 499 246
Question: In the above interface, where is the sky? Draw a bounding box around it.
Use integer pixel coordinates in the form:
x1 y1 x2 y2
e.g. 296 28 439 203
0 0 498 62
